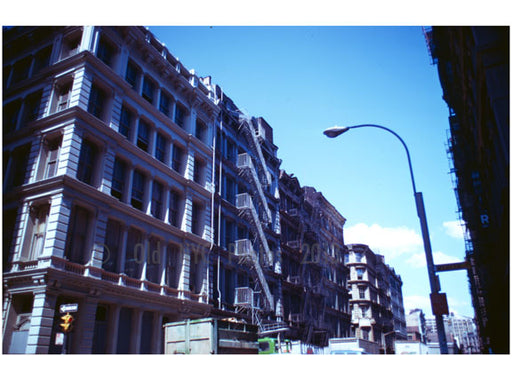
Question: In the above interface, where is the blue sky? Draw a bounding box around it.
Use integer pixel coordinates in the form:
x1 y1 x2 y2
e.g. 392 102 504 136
149 25 474 318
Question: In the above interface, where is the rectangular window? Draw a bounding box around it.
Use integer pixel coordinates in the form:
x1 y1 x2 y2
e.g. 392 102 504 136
124 227 143 279
146 238 161 284
111 158 126 201
359 287 366 299
193 158 205 185
191 202 202 236
125 60 139 89
356 268 364 280
225 176 236 204
226 140 236 163
195 119 207 142
103 219 122 273
131 170 145 210
159 92 171 117
22 204 50 261
166 244 180 289
43 137 61 179
11 56 32 84
55 82 72 112
6 144 31 189
174 104 186 128
119 106 132 138
137 120 150 152
21 90 43 126
141 76 154 104
3 100 21 134
155 133 167 163
151 181 163 220
33 46 52 74
96 36 115 67
65 205 91 264
61 32 82 59
168 190 182 228
77 140 98 186
87 84 106 120
171 145 183 174
224 219 235 249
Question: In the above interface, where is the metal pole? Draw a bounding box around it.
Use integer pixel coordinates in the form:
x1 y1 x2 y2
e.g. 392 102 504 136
415 191 448 354
326 124 449 354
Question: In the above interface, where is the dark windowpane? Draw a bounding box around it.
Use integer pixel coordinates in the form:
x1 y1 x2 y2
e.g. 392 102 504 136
137 120 150 152
88 85 106 119
155 133 167 163
21 91 42 125
77 140 98 185
142 77 154 104
174 105 185 128
151 181 163 219
171 146 183 173
119 106 132 138
125 60 138 89
3 100 21 134
111 158 125 200
168 190 181 227
65 206 90 264
131 170 145 210
97 37 115 67
159 92 170 116
33 46 52 74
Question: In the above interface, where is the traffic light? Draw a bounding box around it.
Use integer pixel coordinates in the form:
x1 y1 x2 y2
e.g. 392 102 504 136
60 313 74 333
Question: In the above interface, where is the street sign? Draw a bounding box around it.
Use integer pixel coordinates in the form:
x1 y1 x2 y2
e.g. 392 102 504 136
435 261 469 272
60 303 78 313
430 293 449 316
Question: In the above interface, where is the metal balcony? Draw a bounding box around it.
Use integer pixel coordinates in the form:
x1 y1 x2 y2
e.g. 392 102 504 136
238 116 272 187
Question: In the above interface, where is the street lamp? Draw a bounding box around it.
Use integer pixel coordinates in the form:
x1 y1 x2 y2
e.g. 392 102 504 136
324 124 449 354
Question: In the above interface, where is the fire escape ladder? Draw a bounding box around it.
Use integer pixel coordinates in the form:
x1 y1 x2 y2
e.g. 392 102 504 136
235 238 274 312
237 153 272 223
237 193 273 265
238 117 272 187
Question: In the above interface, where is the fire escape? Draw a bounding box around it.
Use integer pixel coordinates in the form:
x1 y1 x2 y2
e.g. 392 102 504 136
233 116 287 335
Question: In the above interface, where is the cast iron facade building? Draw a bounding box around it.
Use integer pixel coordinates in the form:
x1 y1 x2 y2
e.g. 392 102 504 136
3 26 405 354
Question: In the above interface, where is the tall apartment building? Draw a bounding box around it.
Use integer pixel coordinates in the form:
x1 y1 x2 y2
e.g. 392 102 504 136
425 314 480 354
406 308 427 343
209 88 284 331
3 26 220 354
379 256 407 343
345 244 404 352
426 26 509 353
278 172 351 346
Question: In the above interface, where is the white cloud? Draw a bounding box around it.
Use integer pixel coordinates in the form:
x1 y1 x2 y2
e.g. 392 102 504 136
406 250 462 269
344 222 423 260
443 220 465 239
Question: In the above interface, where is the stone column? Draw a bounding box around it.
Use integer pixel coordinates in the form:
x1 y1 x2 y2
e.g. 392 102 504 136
25 290 57 354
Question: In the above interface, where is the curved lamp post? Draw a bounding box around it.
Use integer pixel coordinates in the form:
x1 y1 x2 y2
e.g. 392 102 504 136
324 124 449 354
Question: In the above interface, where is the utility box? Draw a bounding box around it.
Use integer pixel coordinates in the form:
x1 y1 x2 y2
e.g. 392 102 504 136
164 318 259 354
